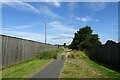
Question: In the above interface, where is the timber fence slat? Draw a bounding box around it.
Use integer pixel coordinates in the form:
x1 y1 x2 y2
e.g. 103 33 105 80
87 43 120 68
1 35 57 67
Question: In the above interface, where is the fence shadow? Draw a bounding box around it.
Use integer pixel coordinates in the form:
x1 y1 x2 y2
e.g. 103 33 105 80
86 42 120 73
89 57 120 73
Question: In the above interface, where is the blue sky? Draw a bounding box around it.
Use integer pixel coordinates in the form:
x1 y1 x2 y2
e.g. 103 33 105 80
1 1 118 45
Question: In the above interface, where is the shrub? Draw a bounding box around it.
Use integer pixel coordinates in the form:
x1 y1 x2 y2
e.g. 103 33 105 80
36 48 64 59
68 50 88 59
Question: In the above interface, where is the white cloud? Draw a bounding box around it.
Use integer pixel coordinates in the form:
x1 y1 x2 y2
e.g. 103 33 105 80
46 21 76 44
44 0 61 7
2 1 62 19
53 2 61 7
1 25 32 30
50 34 73 45
1 22 76 45
1 27 55 44
48 21 77 33
51 34 73 40
68 2 79 11
76 16 99 22
1 28 73 45
1 0 119 2
2 1 40 14
76 16 92 22
48 2 61 7
14 25 32 29
38 6 62 19
51 36 72 40
2 28 45 42
87 2 107 11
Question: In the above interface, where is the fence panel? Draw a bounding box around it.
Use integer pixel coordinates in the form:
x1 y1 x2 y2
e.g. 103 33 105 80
87 43 120 68
1 35 57 67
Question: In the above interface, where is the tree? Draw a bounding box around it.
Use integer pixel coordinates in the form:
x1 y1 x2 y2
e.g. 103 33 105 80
69 26 101 50
63 43 66 48
119 41 120 43
105 40 116 45
90 34 101 46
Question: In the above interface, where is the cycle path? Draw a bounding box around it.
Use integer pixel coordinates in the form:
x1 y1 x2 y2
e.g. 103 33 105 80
32 50 67 78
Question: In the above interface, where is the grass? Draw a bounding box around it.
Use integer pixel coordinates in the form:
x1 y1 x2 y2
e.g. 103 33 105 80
36 48 64 59
2 59 53 78
2 48 64 79
60 50 120 79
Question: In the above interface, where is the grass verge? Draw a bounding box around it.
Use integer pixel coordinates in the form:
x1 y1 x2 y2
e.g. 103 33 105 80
2 59 54 78
60 50 120 79
2 48 64 78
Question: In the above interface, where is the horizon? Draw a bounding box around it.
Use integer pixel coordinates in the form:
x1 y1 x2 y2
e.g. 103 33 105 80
1 1 119 45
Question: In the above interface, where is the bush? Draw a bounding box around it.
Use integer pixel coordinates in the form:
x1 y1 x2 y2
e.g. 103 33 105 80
36 48 64 59
68 53 75 59
68 50 79 59
38 50 58 59
68 50 88 59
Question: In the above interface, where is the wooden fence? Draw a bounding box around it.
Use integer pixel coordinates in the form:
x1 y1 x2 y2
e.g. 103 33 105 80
87 43 120 68
1 35 57 68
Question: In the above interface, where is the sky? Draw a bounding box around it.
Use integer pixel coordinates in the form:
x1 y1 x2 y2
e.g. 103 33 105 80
1 1 119 45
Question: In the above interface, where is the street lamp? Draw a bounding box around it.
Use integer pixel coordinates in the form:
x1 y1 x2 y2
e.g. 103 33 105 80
45 22 47 44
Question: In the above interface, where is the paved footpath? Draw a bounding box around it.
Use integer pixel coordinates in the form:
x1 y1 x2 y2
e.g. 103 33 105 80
32 50 67 78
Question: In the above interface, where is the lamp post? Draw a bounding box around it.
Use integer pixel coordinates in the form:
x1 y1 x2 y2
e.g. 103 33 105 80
45 22 47 44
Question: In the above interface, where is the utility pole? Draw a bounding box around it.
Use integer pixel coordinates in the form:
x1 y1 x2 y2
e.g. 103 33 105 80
45 22 47 44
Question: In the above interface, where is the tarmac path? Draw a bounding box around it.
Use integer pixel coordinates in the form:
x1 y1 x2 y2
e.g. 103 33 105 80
32 50 67 78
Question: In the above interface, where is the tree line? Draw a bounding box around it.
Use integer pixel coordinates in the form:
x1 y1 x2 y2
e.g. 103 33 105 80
66 26 117 51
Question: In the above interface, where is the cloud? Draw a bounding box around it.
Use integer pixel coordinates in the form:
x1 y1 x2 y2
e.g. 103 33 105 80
1 28 73 45
38 6 62 19
51 36 72 40
50 34 73 45
1 27 55 44
76 16 99 22
1 22 76 45
53 2 61 7
14 25 32 29
2 0 62 19
2 1 40 14
2 28 45 42
44 0 61 7
48 2 61 7
51 34 73 40
46 21 76 44
76 16 92 22
68 2 79 11
1 25 32 30
1 0 119 2
47 21 77 33
87 2 107 11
